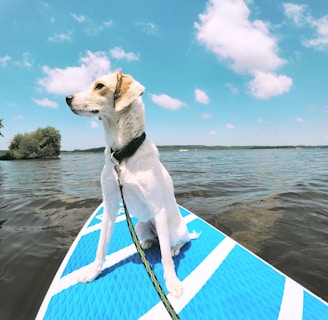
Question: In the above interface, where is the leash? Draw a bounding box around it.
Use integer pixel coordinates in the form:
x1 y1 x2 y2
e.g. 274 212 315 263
111 134 180 320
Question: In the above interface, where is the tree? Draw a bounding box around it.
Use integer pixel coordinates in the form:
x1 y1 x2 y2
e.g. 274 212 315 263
33 127 61 158
8 126 61 159
0 118 3 137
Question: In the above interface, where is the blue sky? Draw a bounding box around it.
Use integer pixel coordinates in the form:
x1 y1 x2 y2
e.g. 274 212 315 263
1 0 328 150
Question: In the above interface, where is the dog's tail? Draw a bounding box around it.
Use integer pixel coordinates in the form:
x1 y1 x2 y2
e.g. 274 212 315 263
189 230 201 240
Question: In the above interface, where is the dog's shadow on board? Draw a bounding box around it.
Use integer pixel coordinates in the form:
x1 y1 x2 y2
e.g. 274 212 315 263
98 241 192 281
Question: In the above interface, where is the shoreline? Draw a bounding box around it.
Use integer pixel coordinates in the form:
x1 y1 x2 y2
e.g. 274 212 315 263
1 144 327 160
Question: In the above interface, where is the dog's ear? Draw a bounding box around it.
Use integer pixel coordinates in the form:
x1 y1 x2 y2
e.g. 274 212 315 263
114 72 144 112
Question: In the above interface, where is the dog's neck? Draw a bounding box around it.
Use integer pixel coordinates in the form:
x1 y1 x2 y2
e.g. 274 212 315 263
102 97 146 151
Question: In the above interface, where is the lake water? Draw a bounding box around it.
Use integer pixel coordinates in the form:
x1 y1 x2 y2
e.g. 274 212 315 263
0 148 328 319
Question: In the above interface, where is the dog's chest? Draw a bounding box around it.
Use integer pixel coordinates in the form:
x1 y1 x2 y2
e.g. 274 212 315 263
120 187 153 222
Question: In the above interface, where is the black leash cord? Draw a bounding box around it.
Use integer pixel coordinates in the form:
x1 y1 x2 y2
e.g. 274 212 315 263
118 183 180 320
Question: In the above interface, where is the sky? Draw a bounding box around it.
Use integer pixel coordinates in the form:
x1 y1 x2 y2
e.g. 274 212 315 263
1 0 328 150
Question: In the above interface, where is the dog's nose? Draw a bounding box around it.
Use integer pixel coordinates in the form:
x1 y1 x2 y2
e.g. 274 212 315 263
66 95 73 106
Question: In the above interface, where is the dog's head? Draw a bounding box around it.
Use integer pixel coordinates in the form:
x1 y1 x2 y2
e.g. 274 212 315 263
66 72 144 118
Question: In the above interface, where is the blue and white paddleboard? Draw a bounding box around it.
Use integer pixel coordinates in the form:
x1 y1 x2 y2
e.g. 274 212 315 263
36 203 328 319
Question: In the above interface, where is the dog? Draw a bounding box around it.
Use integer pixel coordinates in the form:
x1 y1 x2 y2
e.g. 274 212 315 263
66 71 197 298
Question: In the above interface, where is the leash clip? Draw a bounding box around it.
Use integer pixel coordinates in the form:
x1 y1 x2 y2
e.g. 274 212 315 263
110 152 121 177
110 152 120 167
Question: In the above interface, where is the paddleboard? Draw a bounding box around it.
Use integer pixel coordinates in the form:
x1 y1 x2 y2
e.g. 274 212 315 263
36 203 328 319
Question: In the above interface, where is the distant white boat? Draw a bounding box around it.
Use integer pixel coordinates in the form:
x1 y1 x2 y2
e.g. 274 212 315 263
179 148 189 152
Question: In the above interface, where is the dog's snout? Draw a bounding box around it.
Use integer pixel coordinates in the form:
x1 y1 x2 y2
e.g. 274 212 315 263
66 95 74 106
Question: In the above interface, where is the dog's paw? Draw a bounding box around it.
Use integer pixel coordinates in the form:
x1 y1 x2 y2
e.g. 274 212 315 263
140 239 155 250
78 263 102 283
166 275 183 298
171 244 183 257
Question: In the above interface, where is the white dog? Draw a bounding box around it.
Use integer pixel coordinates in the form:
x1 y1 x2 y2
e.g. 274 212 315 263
66 71 197 298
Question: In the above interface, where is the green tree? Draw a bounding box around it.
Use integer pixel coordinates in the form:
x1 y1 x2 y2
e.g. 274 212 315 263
8 126 61 159
34 127 61 158
19 134 39 159
8 133 25 158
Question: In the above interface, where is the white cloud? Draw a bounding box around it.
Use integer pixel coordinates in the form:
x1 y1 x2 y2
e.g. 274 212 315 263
195 0 285 74
136 22 159 35
226 123 235 129
283 3 307 26
71 13 87 23
284 3 328 51
109 47 139 61
70 13 113 36
195 0 292 99
15 52 33 69
38 50 112 95
48 31 73 43
248 72 293 99
102 20 113 28
150 94 186 110
296 117 304 123
90 120 100 128
195 88 209 104
207 130 216 136
34 97 59 109
0 55 11 67
303 16 328 50
37 1 53 13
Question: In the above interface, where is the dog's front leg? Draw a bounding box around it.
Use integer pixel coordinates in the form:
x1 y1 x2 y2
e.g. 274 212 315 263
155 211 183 298
78 173 120 283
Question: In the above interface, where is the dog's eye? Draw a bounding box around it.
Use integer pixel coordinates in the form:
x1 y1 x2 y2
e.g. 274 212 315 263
95 83 105 90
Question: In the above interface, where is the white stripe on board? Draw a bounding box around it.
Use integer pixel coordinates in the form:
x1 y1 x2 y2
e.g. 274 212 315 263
47 213 198 297
278 277 304 320
140 236 236 320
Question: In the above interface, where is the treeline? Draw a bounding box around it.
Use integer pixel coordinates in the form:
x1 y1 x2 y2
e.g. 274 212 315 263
1 126 61 160
61 144 328 154
158 145 328 151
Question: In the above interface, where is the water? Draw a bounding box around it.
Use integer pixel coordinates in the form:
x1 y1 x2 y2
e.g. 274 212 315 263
0 149 327 319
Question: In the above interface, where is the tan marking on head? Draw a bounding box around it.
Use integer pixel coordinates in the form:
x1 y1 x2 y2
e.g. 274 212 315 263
114 72 144 111
119 75 133 97
93 81 110 96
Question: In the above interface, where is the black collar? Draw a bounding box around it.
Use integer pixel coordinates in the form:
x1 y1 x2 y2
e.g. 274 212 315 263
111 132 146 164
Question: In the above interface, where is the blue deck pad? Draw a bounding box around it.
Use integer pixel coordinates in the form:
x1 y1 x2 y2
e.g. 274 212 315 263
62 207 204 278
177 206 193 218
303 292 328 320
87 206 103 227
38 204 328 320
46 216 227 319
180 245 285 320
62 216 138 277
46 253 161 319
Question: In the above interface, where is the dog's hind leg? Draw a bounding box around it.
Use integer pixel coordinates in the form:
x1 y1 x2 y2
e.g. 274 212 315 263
135 220 158 250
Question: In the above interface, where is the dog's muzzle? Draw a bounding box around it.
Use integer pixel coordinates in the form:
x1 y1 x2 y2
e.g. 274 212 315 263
66 95 73 107
66 95 79 114
66 95 99 115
